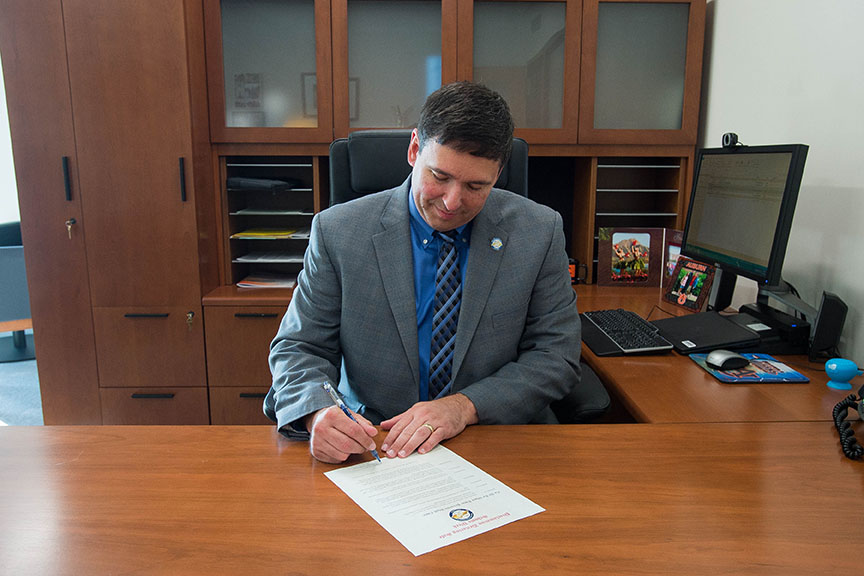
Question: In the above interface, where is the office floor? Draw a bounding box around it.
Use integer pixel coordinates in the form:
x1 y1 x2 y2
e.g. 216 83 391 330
0 347 43 426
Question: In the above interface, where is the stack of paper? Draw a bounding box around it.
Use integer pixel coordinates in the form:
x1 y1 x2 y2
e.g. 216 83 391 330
230 228 296 239
236 274 297 289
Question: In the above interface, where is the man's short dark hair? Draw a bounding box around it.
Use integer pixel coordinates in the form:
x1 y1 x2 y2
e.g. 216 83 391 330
416 81 514 167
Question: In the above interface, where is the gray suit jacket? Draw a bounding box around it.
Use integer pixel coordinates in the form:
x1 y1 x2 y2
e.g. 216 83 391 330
264 178 581 434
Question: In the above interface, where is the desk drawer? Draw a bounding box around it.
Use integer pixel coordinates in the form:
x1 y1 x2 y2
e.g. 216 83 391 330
204 306 283 388
209 386 272 425
100 387 209 424
93 306 206 388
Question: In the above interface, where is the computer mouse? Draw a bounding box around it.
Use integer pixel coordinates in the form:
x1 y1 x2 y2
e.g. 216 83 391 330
705 349 750 370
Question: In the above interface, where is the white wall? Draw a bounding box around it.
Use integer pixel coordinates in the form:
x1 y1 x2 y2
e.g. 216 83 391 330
701 0 864 363
0 53 20 224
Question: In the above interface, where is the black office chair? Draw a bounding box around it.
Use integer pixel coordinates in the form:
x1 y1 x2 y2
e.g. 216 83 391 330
0 221 36 362
327 130 609 423
328 129 529 205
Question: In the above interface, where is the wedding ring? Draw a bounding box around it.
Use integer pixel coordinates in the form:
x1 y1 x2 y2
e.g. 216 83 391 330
422 423 435 433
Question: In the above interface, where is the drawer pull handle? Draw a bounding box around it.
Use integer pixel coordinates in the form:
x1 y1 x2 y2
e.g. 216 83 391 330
234 313 279 318
123 313 170 318
131 393 175 399
239 392 267 399
179 157 187 202
62 156 72 201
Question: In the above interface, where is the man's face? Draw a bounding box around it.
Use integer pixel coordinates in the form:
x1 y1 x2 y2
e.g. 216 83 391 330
408 129 502 232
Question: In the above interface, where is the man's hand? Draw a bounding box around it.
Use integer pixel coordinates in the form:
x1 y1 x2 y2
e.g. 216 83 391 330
306 406 379 463
379 393 478 458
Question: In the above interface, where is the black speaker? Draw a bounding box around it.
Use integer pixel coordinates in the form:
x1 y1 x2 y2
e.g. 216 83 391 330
809 291 848 361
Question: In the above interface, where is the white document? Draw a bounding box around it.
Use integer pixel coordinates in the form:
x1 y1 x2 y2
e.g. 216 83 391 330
324 445 544 556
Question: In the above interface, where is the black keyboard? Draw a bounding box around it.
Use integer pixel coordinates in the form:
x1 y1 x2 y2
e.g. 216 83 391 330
581 308 674 355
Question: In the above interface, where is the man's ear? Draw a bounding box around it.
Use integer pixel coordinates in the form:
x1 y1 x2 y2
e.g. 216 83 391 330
407 129 420 167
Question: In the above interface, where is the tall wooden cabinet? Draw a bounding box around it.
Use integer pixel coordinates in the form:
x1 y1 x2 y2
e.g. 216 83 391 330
0 0 213 424
0 0 100 424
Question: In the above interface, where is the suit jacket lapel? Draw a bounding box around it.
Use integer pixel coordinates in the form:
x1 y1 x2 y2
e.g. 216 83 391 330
452 191 507 379
372 180 420 388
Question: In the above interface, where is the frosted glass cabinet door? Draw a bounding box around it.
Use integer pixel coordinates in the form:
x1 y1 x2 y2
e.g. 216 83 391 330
204 0 333 142
332 0 455 135
460 0 581 143
579 0 705 145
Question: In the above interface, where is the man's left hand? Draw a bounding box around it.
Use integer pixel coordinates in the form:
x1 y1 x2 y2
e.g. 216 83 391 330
379 393 479 458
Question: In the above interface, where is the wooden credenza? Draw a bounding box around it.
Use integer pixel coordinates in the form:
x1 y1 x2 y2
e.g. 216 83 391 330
1 0 708 425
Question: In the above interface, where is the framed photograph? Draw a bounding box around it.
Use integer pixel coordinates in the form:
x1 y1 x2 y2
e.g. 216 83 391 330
303 74 359 120
663 256 716 311
302 72 317 118
349 77 359 121
662 228 683 285
596 227 664 287
233 73 261 109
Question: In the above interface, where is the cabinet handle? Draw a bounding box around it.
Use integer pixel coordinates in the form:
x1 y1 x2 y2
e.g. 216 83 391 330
179 157 187 202
62 156 72 201
131 393 175 399
123 313 170 318
239 392 267 399
234 313 279 318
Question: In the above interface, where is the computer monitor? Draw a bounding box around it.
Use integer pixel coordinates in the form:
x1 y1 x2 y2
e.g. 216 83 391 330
680 143 809 310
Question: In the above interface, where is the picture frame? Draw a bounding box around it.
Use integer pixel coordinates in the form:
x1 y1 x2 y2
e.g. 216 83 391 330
663 255 716 311
662 228 684 285
302 74 360 120
596 227 664 287
301 72 317 118
233 73 261 109
348 77 359 121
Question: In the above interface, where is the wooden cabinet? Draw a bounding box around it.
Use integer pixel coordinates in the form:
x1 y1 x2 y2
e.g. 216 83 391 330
203 0 334 143
0 0 101 424
2 0 707 425
209 387 273 425
578 0 705 145
331 0 458 136
203 296 288 425
0 0 211 424
92 307 207 388
210 0 704 145
456 0 582 144
100 387 210 425
203 305 282 389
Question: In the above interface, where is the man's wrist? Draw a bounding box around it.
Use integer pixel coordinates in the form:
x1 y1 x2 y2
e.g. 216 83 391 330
304 410 319 432
453 393 479 426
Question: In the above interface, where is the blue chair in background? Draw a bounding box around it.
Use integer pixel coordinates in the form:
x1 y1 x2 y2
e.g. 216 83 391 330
0 221 35 362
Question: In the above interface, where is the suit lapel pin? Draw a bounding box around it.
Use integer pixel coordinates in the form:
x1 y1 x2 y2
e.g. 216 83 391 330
490 237 503 251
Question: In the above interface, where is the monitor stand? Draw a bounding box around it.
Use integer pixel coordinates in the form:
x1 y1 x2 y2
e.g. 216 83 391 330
730 280 813 355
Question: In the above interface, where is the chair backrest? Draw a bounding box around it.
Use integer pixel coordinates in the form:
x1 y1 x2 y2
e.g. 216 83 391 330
329 129 529 206
0 222 31 323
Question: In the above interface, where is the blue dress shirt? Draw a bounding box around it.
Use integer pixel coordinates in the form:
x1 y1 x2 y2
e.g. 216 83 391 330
408 190 471 401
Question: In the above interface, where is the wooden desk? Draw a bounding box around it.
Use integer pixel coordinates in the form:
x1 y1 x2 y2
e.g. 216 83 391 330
575 285 849 423
1 424 861 574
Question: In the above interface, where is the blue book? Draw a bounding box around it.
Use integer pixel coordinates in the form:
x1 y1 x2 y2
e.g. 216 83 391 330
689 353 810 383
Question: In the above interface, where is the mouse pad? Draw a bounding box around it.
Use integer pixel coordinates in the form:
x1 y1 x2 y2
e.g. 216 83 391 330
689 353 809 383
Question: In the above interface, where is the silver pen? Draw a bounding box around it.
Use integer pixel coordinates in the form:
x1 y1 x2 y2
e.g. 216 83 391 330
322 382 381 462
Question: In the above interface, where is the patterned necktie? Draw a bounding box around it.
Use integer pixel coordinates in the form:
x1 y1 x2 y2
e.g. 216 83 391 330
429 230 462 399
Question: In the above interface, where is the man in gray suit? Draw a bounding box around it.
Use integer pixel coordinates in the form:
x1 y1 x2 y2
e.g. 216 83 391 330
265 82 581 463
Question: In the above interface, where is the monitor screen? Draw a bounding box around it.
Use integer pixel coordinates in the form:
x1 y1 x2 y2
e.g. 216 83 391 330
681 144 808 288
